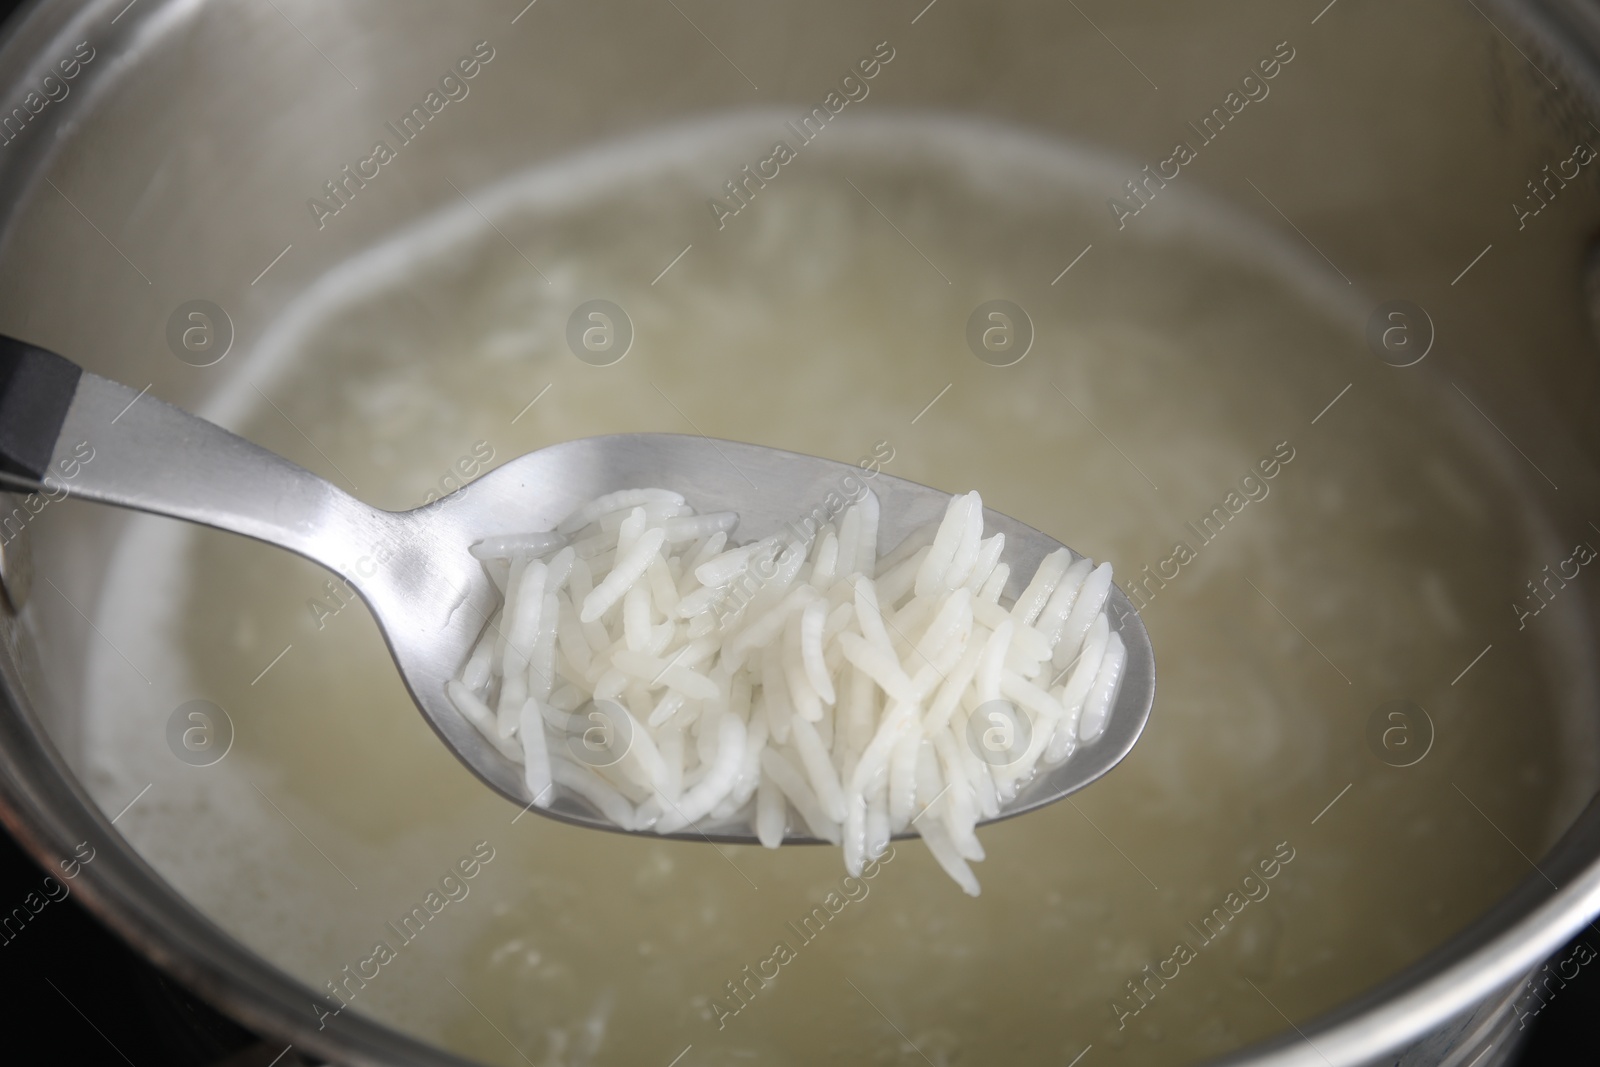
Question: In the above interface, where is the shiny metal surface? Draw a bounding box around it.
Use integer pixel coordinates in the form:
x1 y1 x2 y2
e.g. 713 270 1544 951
2 366 1155 841
0 1 1596 1065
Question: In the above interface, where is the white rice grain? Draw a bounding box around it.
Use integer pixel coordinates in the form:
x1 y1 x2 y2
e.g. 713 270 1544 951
798 599 836 704
557 488 685 534
1056 561 1114 664
471 531 567 561
449 485 1125 896
581 527 667 623
1079 630 1127 744
519 697 554 803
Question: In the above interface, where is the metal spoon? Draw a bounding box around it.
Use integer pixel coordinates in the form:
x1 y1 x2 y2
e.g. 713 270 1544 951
0 336 1154 842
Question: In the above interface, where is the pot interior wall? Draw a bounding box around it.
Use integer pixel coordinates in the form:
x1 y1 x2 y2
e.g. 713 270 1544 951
2 2 1599 1066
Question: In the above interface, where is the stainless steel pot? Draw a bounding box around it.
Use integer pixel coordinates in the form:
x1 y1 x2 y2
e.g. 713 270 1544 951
3 1 1600 1064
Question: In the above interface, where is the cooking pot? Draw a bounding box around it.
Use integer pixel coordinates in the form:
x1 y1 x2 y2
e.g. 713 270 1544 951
3 1 1600 1064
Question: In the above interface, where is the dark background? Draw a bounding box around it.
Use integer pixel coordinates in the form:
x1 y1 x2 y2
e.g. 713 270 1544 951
0 0 1595 1063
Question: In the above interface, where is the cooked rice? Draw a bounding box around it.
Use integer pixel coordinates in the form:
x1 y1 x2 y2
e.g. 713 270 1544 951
447 488 1123 894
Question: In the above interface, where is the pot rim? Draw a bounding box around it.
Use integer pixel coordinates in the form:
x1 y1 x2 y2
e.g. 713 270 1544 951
1 1 1598 1064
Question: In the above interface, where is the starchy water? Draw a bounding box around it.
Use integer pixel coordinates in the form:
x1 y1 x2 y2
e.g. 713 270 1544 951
79 114 1597 1066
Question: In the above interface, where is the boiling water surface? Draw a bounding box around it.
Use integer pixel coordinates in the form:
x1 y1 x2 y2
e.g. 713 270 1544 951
82 115 1596 1066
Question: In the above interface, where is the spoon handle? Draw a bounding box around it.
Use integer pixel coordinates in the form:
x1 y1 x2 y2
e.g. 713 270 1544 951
0 335 384 579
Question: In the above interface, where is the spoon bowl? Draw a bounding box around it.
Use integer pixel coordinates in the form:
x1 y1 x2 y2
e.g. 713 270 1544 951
0 336 1154 842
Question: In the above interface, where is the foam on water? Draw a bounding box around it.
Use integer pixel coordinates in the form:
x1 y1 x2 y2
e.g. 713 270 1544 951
78 112 1596 1066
